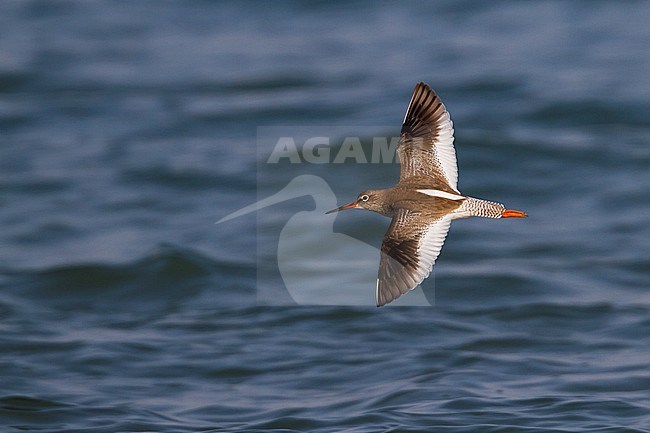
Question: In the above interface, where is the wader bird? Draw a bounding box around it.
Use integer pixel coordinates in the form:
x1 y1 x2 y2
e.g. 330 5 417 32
327 82 527 306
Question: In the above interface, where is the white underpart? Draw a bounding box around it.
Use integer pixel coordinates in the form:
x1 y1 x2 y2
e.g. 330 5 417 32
417 189 465 200
415 217 453 282
434 111 458 192
375 278 380 304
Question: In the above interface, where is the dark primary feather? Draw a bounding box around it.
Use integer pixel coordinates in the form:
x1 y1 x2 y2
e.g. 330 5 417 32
398 82 458 193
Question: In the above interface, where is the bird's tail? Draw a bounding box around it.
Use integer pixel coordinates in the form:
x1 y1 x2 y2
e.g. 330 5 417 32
456 197 506 219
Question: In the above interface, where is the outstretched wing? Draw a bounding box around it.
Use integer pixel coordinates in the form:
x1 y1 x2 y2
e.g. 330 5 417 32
398 82 458 192
376 209 452 306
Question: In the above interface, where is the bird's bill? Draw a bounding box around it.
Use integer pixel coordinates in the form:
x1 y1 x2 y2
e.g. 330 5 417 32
501 209 527 218
325 200 359 214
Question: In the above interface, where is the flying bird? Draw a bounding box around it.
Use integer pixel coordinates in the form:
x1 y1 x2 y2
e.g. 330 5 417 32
327 82 527 307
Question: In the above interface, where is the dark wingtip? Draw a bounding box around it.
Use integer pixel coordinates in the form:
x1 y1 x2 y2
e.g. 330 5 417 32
402 81 445 136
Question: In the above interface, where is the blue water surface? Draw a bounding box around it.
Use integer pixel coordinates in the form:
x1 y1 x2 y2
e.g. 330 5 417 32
1 1 649 432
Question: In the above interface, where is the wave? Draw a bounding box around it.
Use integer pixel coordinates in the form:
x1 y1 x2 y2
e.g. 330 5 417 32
0 244 256 316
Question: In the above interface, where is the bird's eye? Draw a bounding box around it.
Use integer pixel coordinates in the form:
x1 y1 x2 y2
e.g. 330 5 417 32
360 194 369 202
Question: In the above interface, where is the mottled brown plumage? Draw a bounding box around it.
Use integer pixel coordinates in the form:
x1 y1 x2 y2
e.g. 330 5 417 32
327 82 527 306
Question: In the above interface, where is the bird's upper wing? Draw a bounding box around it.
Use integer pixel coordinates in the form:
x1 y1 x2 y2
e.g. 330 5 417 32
398 82 458 192
376 208 452 306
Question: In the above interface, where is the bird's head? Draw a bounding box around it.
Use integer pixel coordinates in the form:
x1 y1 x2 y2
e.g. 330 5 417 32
326 189 386 214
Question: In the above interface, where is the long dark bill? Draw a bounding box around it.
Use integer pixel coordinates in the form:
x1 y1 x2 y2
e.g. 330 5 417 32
325 201 358 214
